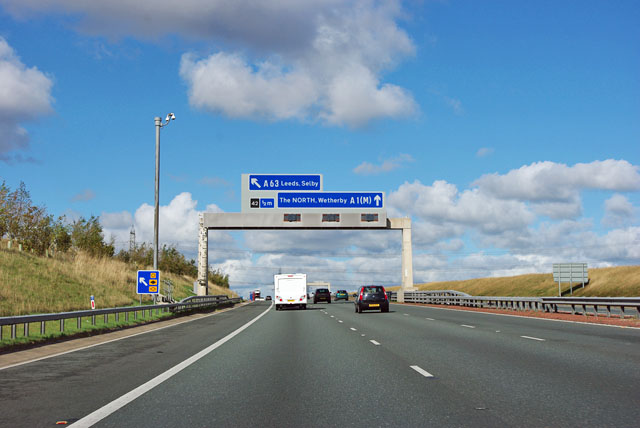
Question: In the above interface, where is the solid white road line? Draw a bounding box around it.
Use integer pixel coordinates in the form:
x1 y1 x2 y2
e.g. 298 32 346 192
0 303 247 372
72 303 273 428
521 335 545 341
461 324 476 328
370 340 380 345
350 328 357 331
410 365 434 378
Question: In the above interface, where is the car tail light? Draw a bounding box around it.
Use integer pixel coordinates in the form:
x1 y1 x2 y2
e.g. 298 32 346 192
382 287 388 300
358 288 364 301
300 295 305 301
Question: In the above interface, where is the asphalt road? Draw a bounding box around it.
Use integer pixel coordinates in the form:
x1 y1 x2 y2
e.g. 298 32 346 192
1 301 638 427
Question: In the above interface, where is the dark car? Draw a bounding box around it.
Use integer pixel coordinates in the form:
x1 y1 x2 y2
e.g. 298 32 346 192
355 285 389 313
313 288 331 304
335 290 349 301
265 295 272 301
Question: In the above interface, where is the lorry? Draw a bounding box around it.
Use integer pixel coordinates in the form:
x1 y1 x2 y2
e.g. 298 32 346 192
274 273 307 310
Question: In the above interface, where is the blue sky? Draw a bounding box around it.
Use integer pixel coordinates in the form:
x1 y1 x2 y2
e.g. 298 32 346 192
1 1 638 297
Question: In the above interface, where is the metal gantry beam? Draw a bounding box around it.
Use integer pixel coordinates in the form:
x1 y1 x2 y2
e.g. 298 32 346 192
196 213 413 301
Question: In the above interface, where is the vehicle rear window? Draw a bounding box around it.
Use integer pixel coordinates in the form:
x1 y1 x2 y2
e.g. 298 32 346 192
316 289 329 293
363 286 383 293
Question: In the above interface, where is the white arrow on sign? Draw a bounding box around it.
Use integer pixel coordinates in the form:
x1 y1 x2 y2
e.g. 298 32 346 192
374 195 381 206
139 277 147 286
250 178 261 188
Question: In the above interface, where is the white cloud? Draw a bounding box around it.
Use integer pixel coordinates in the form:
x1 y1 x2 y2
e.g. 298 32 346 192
443 96 463 115
474 160 640 202
101 192 232 254
476 147 494 157
354 153 414 175
602 194 636 227
71 189 96 202
3 0 417 127
0 37 54 161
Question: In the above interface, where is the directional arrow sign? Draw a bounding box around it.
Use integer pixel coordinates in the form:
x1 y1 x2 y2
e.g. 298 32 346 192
277 192 384 208
137 270 160 294
248 174 322 191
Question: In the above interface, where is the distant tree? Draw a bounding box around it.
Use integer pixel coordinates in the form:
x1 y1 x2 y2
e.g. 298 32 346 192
71 216 114 257
52 216 72 253
209 268 229 288
0 181 10 238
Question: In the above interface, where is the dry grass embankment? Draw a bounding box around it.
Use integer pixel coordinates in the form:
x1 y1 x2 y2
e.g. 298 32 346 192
413 265 640 297
0 245 236 316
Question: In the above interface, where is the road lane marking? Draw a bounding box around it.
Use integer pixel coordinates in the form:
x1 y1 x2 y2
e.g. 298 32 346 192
72 303 273 427
330 315 335 318
521 335 545 341
425 317 435 320
410 365 434 378
403 314 409 316
461 324 476 328
370 340 380 345
409 305 640 329
361 334 366 337
350 328 357 331
0 302 248 372
338 320 343 323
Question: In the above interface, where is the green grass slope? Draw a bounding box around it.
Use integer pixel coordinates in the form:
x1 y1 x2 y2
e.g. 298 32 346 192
0 246 236 316
413 265 640 297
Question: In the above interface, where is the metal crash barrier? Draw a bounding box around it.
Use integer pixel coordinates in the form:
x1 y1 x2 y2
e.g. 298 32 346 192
0 295 242 341
390 291 640 319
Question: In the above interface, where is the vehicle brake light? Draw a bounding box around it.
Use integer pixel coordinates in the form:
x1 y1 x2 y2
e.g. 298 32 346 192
358 288 364 301
382 287 388 300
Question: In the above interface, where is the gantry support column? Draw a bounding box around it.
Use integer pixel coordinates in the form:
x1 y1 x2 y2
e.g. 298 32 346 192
197 214 208 296
388 217 414 303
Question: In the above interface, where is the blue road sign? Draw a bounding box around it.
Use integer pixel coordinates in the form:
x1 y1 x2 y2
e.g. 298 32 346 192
260 198 274 208
249 174 321 191
277 192 384 208
137 270 160 294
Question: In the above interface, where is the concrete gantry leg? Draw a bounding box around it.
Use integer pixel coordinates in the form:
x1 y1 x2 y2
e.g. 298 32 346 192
197 214 208 296
389 217 414 303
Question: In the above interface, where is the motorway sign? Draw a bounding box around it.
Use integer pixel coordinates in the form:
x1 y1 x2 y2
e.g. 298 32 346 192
278 192 384 208
247 174 322 191
137 270 160 294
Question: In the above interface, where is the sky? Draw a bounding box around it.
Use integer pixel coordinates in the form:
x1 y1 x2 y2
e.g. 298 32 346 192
1 0 639 298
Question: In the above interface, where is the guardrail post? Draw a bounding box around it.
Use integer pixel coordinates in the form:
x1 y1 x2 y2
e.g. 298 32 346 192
104 313 108 323
125 312 129 322
41 321 46 335
92 315 96 325
60 319 64 332
11 324 16 339
606 305 611 318
24 322 29 337
77 317 81 329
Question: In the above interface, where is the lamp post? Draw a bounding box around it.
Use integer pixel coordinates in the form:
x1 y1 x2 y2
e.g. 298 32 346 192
154 113 175 303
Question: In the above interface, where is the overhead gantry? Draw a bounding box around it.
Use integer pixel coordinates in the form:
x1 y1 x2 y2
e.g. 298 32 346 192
196 212 414 303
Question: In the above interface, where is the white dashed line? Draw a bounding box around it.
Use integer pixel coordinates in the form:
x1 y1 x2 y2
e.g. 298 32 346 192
521 335 545 341
330 315 334 318
403 314 409 316
425 318 435 321
461 324 476 329
338 320 343 323
370 340 381 345
361 334 366 337
350 327 357 331
410 365 434 378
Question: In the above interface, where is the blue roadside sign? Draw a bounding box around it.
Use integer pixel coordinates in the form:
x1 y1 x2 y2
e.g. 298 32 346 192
248 174 321 191
277 192 384 208
137 270 160 294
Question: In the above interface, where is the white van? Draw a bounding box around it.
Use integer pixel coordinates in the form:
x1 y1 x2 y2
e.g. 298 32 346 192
274 274 307 310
